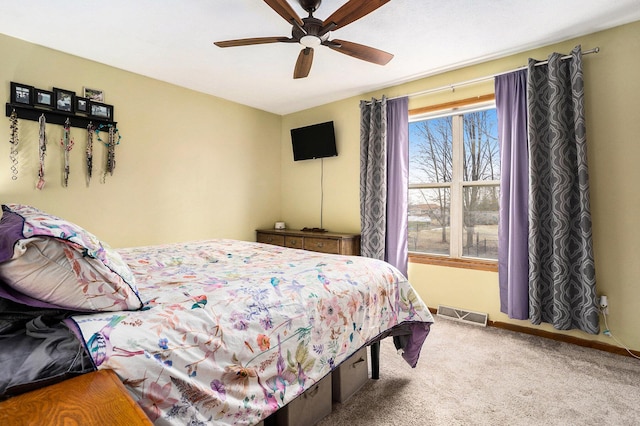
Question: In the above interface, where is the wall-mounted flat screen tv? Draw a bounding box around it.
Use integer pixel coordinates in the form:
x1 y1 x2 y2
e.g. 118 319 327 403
291 121 338 161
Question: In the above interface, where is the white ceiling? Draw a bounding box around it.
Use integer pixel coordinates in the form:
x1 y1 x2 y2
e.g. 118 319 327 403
2 1 640 115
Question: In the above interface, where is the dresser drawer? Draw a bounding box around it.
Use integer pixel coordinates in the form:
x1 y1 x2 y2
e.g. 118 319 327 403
304 237 340 254
256 230 360 256
257 233 285 246
285 236 303 249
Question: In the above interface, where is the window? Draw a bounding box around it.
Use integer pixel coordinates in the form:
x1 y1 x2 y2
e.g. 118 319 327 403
408 100 500 263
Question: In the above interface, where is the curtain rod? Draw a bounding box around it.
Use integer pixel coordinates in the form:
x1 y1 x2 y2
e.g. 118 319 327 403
367 47 599 103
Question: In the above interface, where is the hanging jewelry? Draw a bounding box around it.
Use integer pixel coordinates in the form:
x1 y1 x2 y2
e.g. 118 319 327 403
86 121 94 186
95 124 121 182
60 118 74 187
9 109 19 180
107 125 116 176
36 114 47 190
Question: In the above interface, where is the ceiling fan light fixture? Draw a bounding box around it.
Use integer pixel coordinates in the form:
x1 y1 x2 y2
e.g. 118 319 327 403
300 35 321 47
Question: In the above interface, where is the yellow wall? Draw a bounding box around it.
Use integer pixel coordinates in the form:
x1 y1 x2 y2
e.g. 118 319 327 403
0 34 283 247
280 98 362 233
282 21 640 351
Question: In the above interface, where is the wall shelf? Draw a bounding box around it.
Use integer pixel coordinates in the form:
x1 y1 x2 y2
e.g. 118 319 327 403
5 103 116 129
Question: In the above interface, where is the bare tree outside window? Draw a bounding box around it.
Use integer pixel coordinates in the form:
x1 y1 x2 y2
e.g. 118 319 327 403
409 107 500 260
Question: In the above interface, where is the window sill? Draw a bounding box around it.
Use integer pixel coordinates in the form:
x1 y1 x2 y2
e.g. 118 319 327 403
409 253 498 272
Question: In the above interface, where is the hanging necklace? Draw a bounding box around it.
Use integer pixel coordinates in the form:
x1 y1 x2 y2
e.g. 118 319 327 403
37 114 47 190
95 124 121 182
86 122 94 186
107 125 116 177
60 118 74 187
9 109 19 180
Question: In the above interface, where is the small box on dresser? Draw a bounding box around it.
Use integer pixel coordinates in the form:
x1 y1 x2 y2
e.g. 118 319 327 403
273 374 332 426
332 346 369 403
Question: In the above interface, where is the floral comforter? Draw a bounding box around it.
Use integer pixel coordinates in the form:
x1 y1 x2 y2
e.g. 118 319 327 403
70 239 433 425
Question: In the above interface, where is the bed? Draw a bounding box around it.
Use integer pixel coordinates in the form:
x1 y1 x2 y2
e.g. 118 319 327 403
0 204 434 425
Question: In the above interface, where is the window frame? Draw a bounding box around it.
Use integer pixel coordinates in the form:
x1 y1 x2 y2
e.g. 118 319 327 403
408 94 499 271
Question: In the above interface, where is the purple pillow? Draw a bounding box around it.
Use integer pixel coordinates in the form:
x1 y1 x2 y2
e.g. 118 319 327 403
0 208 24 263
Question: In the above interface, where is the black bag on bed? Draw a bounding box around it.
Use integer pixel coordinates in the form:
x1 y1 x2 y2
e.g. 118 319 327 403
0 298 95 400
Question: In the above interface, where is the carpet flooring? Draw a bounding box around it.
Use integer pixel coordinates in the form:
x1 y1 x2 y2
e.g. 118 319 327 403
317 318 640 426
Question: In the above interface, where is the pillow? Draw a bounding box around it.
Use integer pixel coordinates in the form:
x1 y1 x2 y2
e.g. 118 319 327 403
0 276 64 309
0 204 142 311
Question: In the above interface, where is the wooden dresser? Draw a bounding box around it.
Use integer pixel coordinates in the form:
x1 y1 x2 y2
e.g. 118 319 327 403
0 370 151 426
256 229 360 256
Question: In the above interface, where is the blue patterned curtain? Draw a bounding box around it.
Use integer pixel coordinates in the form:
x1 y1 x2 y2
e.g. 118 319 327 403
359 96 409 276
527 45 599 334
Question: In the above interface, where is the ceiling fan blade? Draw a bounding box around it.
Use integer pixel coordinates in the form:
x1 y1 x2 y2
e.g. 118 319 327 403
214 36 290 48
264 0 304 26
326 39 393 65
321 0 390 32
294 47 314 79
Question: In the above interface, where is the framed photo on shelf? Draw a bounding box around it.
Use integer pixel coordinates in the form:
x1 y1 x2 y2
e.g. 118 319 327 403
89 102 113 120
34 88 54 108
75 97 90 114
84 87 104 102
53 87 75 113
10 82 33 105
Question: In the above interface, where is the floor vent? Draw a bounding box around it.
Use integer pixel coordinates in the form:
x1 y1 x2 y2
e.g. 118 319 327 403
436 305 488 327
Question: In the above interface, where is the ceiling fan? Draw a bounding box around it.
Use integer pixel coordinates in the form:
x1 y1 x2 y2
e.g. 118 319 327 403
214 0 393 79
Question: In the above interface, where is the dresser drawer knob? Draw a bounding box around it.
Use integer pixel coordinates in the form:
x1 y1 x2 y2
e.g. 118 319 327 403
316 242 323 248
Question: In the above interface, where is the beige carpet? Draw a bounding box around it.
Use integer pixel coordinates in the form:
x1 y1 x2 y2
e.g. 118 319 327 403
318 318 640 426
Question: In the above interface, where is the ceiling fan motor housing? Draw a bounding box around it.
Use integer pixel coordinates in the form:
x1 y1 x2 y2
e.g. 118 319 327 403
298 0 322 13
293 16 329 46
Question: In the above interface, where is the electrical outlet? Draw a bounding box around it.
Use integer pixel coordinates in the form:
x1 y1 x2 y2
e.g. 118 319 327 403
599 295 609 315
